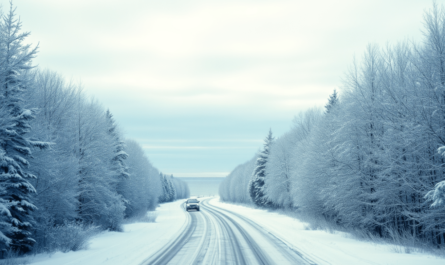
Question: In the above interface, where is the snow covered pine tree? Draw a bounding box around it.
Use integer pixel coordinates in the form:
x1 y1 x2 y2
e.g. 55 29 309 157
158 173 168 203
324 89 338 114
0 5 49 254
248 129 274 207
425 146 445 216
105 110 129 195
168 175 176 201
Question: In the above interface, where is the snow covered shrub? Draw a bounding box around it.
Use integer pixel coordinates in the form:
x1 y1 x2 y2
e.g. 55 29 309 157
98 200 126 232
52 222 98 253
0 249 29 265
32 220 99 253
386 228 424 254
53 223 99 252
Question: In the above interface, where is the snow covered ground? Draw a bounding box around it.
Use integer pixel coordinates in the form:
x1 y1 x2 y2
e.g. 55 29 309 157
28 200 187 265
23 197 445 265
210 198 445 265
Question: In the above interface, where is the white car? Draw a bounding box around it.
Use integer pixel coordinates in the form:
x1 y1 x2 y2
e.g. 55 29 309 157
186 198 200 211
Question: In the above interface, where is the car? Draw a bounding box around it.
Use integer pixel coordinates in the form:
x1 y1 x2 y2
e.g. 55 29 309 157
186 198 200 211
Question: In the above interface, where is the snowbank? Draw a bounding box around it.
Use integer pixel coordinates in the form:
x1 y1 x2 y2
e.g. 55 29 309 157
29 200 187 265
211 198 445 265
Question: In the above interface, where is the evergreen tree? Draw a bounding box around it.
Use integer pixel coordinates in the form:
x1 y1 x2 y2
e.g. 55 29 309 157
158 173 167 203
164 175 171 202
0 5 48 254
425 146 445 209
168 175 176 201
105 110 129 193
248 129 274 207
156 174 186 203
324 89 338 114
166 176 173 202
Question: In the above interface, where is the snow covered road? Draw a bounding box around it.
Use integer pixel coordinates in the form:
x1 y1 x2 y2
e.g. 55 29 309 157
143 198 311 265
143 198 445 265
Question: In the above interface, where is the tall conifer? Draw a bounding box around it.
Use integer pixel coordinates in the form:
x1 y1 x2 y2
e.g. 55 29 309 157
248 129 274 207
105 110 129 193
0 5 48 253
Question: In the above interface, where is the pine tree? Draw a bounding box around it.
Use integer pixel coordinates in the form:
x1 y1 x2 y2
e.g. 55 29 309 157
248 129 274 207
425 146 445 208
168 175 176 201
164 175 170 202
324 89 338 114
0 5 48 254
158 173 167 203
105 110 129 193
165 176 172 202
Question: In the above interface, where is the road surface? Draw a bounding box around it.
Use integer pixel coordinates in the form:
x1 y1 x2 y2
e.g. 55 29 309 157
141 198 315 265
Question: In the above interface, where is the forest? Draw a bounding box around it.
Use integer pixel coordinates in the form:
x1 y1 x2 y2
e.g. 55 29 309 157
0 4 189 257
219 4 445 248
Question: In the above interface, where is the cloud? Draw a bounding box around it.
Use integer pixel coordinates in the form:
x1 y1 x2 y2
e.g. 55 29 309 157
14 0 429 176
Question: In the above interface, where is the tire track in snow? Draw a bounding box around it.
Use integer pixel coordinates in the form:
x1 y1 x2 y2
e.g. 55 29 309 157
140 202 195 265
201 201 270 264
204 200 317 265
141 198 312 265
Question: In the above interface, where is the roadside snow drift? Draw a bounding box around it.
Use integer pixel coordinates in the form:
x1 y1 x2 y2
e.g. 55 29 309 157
210 198 445 265
29 200 187 265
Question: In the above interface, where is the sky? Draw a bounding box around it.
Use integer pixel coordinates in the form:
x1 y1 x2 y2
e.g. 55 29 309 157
14 0 429 177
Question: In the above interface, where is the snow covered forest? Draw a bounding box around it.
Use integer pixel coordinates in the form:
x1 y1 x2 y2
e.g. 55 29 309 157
0 4 189 257
220 4 445 247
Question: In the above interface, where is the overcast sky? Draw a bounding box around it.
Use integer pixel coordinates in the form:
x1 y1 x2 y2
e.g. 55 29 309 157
15 0 429 177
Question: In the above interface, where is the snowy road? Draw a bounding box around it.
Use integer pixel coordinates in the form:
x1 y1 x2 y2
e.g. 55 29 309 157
142 198 312 265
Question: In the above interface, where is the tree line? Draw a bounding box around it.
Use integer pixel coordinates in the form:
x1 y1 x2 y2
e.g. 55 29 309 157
158 173 190 203
0 4 189 256
220 4 445 247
